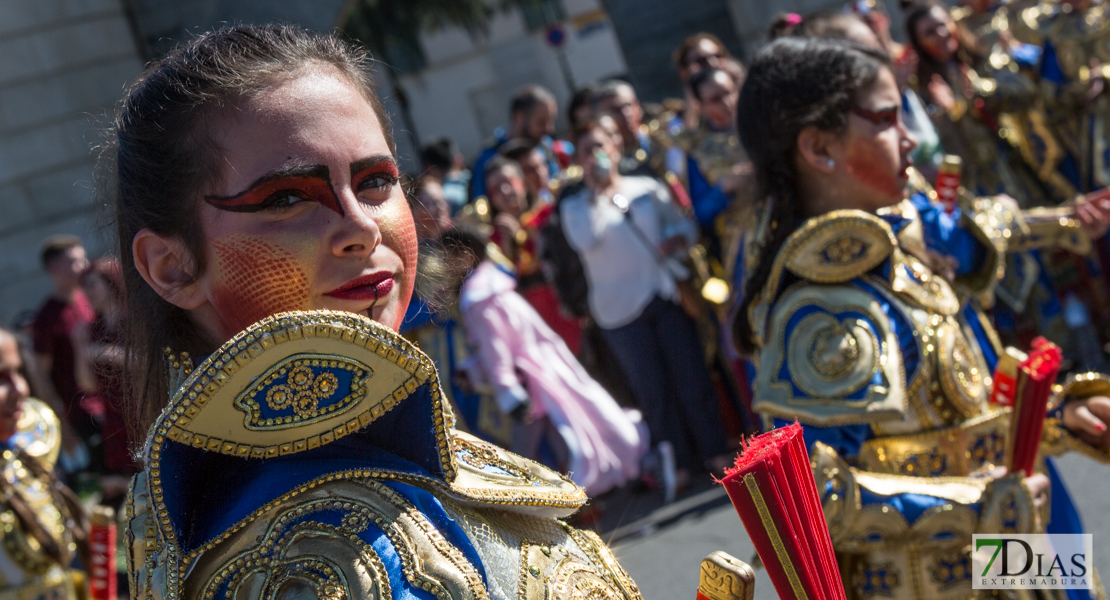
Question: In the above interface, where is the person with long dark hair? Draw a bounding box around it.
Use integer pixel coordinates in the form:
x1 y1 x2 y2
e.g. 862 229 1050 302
734 37 1110 598
107 24 641 599
906 1 1049 203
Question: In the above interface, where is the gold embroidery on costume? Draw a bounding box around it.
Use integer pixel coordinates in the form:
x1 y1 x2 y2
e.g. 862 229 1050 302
519 541 624 600
0 399 81 600
756 284 907 427
747 206 1110 599
130 310 628 600
239 355 372 429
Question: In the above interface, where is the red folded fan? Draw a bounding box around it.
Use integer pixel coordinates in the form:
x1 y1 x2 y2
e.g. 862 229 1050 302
1006 336 1063 477
720 422 846 600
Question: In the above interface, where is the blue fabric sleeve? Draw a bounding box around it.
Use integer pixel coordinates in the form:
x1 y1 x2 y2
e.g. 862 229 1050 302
1041 41 1067 84
687 156 731 227
910 192 986 275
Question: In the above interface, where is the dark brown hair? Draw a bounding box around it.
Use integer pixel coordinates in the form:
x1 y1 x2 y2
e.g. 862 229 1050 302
39 234 82 268
103 24 394 443
672 32 731 71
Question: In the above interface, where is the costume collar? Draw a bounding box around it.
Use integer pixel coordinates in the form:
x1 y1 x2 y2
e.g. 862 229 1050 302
144 310 585 557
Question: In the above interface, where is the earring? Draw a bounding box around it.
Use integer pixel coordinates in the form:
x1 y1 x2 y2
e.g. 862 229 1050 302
826 159 836 168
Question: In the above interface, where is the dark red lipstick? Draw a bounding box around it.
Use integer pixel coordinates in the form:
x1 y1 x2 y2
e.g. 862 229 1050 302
325 272 395 301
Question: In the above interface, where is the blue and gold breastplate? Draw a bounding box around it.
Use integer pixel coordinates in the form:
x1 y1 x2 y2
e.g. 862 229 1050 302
126 310 639 600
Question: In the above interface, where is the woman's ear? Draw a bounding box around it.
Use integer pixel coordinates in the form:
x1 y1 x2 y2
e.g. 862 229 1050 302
132 229 206 310
796 126 840 174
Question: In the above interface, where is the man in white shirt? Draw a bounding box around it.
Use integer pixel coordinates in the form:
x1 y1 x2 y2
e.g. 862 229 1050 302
561 119 729 485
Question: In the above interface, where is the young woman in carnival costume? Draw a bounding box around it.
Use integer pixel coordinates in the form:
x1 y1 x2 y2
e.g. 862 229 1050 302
733 37 1110 600
111 25 640 600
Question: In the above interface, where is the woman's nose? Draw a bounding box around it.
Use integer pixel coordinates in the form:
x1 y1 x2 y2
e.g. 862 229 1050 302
331 193 383 257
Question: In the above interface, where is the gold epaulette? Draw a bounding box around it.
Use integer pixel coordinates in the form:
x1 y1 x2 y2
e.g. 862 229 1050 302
10 398 60 471
765 210 897 288
148 310 584 511
752 281 908 427
750 210 897 347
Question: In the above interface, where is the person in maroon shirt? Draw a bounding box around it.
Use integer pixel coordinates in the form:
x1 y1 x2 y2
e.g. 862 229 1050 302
29 235 98 462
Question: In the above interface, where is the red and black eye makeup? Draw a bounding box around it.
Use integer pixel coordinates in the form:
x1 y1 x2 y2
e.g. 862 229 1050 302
205 164 343 216
350 155 400 195
850 106 900 128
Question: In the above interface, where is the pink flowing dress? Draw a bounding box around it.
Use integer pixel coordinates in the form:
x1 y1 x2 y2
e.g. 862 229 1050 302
459 261 648 496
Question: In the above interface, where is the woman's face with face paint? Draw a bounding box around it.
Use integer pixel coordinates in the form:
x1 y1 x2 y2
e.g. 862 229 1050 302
189 65 416 339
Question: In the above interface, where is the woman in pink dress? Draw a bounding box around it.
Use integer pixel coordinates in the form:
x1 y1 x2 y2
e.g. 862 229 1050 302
442 227 649 497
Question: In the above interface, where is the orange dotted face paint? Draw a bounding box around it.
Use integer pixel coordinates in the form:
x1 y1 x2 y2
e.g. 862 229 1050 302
379 201 417 326
211 235 311 335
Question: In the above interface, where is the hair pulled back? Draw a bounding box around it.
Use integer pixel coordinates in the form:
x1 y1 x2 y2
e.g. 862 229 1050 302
733 37 889 355
105 24 394 442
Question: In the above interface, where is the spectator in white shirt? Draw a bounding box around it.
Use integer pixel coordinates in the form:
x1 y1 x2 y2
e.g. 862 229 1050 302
561 120 729 486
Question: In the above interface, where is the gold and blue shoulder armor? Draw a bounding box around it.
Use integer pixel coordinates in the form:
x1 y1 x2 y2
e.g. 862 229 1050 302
749 209 899 344
9 397 61 471
125 310 643 600
750 210 970 426
1042 372 1110 464
753 280 907 427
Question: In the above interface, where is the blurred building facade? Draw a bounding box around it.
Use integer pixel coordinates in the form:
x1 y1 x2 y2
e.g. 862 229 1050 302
0 0 907 323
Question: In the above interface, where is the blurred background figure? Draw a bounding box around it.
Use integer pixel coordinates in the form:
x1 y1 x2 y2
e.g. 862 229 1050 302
73 257 134 505
442 227 649 498
471 85 570 201
484 155 582 354
563 119 730 490
420 137 471 215
28 235 97 480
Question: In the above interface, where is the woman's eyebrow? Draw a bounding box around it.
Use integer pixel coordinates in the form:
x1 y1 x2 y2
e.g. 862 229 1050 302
350 155 398 178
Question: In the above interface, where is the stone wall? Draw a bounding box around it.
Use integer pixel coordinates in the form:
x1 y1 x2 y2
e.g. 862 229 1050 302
0 0 142 325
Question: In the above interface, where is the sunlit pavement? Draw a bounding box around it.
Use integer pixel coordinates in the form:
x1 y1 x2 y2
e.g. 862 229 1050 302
590 453 1110 599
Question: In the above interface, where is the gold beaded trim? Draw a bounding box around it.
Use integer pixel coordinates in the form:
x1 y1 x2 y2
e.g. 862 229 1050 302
201 500 392 600
453 437 539 484
158 312 439 465
237 354 373 430
199 480 487 600
565 526 643 600
180 464 587 571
